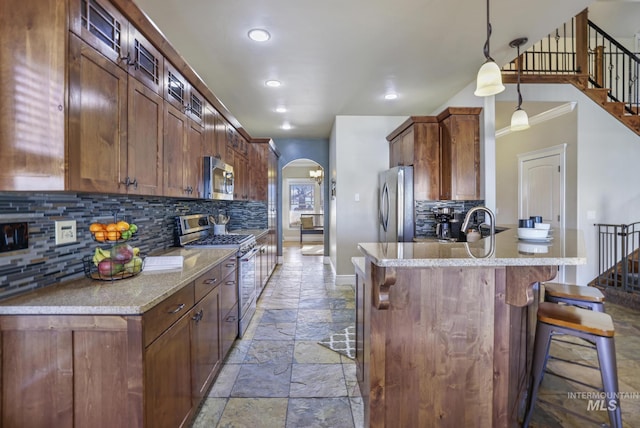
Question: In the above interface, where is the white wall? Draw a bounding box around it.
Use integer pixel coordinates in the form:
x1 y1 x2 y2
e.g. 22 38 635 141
495 83 640 285
329 116 407 280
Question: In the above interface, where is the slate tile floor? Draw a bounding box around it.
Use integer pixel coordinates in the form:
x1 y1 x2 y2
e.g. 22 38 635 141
191 244 640 427
191 245 363 427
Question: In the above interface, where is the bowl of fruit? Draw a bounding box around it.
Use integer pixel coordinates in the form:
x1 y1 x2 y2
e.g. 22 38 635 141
84 217 143 281
89 220 139 243
84 243 144 281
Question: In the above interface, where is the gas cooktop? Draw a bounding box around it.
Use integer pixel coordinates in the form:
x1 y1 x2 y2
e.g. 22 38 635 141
186 233 253 247
175 214 256 254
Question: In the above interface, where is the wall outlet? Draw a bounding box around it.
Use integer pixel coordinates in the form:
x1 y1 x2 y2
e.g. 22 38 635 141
55 220 77 245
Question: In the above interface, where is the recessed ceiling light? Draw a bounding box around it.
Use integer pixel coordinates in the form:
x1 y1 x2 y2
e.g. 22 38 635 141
248 28 270 42
265 80 281 88
281 122 292 130
276 106 287 113
385 93 398 100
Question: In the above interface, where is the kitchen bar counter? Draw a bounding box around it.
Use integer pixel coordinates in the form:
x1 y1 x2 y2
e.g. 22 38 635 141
0 247 235 315
355 228 586 427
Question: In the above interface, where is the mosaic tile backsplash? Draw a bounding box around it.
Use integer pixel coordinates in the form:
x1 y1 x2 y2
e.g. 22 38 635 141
415 200 486 238
0 192 266 300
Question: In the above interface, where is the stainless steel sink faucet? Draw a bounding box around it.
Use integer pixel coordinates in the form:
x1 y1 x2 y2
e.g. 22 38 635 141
462 206 496 258
461 206 496 237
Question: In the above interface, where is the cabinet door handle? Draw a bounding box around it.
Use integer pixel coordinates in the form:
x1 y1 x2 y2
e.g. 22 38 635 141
204 278 218 285
120 52 135 67
225 263 236 268
192 309 204 322
225 315 237 322
225 281 235 285
168 303 186 314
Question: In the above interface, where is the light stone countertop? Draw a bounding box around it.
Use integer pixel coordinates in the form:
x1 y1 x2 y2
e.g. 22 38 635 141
231 228 268 239
0 247 236 315
358 227 586 267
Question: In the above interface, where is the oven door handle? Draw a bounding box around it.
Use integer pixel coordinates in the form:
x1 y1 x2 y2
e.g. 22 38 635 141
240 247 259 261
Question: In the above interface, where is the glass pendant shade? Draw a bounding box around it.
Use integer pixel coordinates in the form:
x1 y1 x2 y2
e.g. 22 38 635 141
510 108 530 131
474 60 505 96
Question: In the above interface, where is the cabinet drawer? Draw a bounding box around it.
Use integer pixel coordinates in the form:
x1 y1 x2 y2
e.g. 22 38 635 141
144 283 194 347
221 255 237 279
220 274 237 319
194 264 222 303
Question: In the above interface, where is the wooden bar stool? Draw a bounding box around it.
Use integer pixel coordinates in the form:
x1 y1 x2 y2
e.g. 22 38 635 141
523 302 622 428
543 282 605 312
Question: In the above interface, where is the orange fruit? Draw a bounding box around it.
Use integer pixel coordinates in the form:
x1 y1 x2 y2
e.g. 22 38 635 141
106 223 118 232
89 223 106 232
116 221 130 232
107 230 121 241
94 230 107 242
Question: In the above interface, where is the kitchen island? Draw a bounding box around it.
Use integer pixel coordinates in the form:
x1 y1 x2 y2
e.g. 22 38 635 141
355 227 586 428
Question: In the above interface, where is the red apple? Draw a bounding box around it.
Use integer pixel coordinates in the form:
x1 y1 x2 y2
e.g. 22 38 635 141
98 259 124 276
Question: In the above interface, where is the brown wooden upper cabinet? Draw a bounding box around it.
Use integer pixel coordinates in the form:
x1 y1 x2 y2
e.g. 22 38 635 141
69 0 164 95
67 0 166 195
1 0 269 201
164 62 204 125
203 105 228 161
0 0 67 190
68 33 164 195
438 107 482 201
67 33 129 194
387 107 482 201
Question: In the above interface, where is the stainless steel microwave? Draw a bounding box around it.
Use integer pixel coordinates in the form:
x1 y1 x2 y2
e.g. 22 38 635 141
203 157 234 200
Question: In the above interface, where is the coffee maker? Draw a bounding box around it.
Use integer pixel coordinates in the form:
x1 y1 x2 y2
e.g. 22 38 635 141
434 207 454 240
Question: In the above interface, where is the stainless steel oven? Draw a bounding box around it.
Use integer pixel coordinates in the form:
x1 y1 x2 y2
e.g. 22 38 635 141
176 214 257 337
203 157 234 200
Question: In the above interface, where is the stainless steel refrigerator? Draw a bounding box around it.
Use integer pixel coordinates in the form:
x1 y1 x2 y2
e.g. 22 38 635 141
378 166 414 243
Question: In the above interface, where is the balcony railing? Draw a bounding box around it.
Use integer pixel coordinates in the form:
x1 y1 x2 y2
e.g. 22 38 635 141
502 10 640 115
594 222 640 293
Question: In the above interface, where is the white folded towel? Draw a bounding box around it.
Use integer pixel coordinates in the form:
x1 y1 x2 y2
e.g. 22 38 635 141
143 256 184 271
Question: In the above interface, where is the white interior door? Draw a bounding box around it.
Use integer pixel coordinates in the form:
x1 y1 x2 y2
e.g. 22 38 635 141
518 145 566 230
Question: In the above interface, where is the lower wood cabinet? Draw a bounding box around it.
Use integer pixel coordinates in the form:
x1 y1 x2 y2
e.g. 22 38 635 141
145 311 193 428
191 286 221 401
0 255 239 428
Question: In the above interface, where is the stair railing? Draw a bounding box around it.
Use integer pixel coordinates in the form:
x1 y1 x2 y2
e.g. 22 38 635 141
502 10 640 115
594 222 640 293
588 20 640 115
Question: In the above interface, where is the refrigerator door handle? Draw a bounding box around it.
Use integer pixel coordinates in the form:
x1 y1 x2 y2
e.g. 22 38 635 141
380 182 389 232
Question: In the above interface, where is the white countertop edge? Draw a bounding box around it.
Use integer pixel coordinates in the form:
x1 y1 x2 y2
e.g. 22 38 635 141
361 256 587 268
0 306 144 315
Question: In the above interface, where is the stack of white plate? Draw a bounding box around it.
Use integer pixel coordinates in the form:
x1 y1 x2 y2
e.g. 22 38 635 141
517 224 552 241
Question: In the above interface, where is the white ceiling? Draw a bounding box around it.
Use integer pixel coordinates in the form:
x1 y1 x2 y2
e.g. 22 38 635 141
133 0 638 139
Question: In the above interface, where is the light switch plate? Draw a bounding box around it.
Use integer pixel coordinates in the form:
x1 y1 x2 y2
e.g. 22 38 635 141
55 220 77 245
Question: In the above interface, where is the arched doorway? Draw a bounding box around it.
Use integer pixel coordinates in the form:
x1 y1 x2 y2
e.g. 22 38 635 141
281 159 325 253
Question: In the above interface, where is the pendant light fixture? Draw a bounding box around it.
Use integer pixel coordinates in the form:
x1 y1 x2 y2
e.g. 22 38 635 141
509 37 530 131
474 0 505 97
